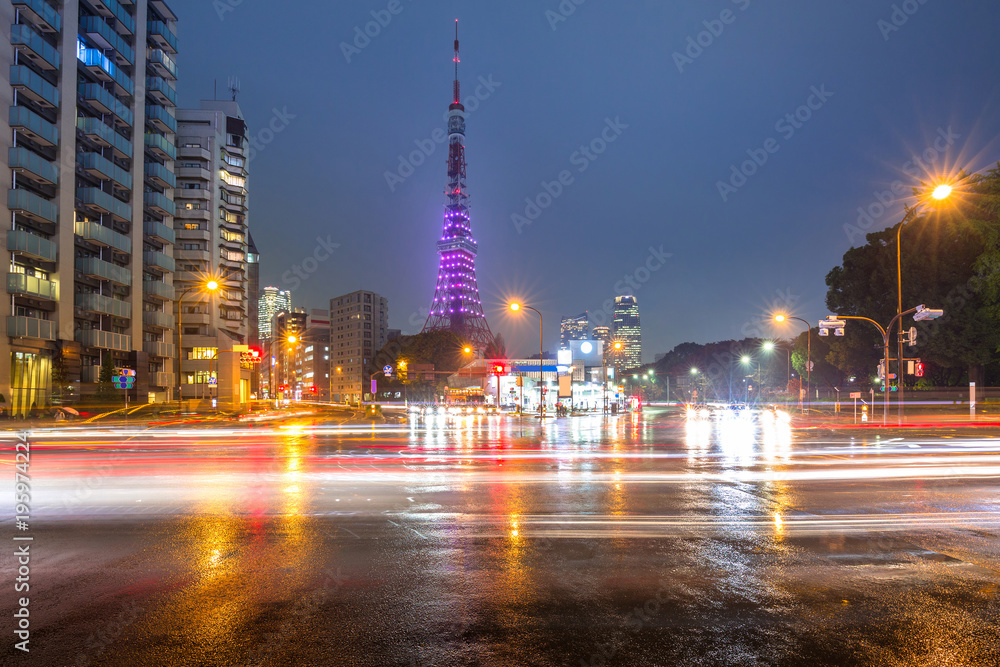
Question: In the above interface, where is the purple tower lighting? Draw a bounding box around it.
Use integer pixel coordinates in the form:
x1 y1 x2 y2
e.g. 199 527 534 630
422 20 493 351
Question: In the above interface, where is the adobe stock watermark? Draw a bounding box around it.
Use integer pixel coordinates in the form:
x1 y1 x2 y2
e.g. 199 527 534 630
716 84 833 202
340 0 413 64
878 0 933 41
545 0 588 31
384 74 502 192
843 126 959 245
281 236 340 291
672 0 752 74
213 0 243 21
511 117 629 234
246 107 296 165
589 244 672 328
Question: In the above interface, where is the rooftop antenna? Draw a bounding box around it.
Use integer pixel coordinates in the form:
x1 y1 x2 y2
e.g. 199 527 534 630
227 76 240 102
452 19 460 104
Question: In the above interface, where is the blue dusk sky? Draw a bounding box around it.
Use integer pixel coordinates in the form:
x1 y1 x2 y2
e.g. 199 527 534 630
170 0 1000 361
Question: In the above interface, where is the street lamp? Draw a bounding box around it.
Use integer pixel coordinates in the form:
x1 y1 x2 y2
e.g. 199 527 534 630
775 314 811 414
894 182 954 422
509 302 545 419
176 278 220 407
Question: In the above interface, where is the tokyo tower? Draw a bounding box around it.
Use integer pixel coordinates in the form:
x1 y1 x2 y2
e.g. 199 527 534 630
422 20 494 350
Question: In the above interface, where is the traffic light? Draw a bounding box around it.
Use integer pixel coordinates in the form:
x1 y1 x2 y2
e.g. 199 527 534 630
493 363 506 376
915 361 925 378
241 348 262 364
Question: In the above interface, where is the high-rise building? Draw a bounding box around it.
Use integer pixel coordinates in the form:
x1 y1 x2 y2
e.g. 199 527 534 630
330 290 388 404
593 326 611 346
560 312 589 350
246 232 259 341
1 0 180 413
421 23 492 351
271 307 305 396
258 286 289 340
612 295 641 369
173 100 250 399
292 308 329 401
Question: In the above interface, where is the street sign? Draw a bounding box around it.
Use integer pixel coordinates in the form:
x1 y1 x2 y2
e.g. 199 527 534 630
383 365 392 376
208 377 217 385
850 392 861 399
113 368 135 389
371 379 377 394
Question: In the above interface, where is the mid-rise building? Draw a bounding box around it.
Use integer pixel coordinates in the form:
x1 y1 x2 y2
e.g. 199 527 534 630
330 290 388 404
258 285 290 341
1 0 180 413
292 308 329 400
173 100 250 400
269 307 304 397
612 295 641 370
560 312 588 350
592 326 611 346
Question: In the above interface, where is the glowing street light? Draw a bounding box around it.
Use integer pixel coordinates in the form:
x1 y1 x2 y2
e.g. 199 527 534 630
775 313 811 414
177 277 222 406
509 302 545 419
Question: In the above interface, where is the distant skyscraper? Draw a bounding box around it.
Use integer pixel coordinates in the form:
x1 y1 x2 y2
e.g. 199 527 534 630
612 296 641 369
258 287 291 340
560 313 589 350
330 290 389 403
247 232 260 344
593 326 611 346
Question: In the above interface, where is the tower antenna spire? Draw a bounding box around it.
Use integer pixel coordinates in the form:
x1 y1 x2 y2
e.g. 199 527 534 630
453 19 460 104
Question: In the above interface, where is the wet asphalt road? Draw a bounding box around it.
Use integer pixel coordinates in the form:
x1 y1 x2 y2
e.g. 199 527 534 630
2 407 1000 666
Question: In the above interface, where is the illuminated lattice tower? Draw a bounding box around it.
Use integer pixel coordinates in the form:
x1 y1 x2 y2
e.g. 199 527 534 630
422 21 494 350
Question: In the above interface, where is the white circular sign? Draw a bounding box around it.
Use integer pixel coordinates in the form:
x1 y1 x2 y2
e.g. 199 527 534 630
580 342 593 354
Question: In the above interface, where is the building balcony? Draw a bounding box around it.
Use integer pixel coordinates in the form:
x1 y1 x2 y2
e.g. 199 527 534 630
91 0 134 36
10 106 58 147
146 20 178 54
78 152 132 191
77 116 132 159
10 65 59 108
75 256 132 286
180 312 210 326
9 146 58 186
142 310 174 329
80 365 99 383
75 292 131 318
76 187 131 223
144 191 175 217
143 279 174 301
7 272 58 300
174 165 210 181
147 49 177 81
150 371 175 387
177 144 210 161
12 23 60 71
77 44 133 96
144 341 175 358
9 188 57 225
7 316 56 341
7 229 56 262
12 0 61 34
143 249 175 273
144 161 176 189
74 220 131 253
79 16 134 65
145 76 177 107
78 83 133 128
75 328 131 351
145 133 176 161
143 219 175 245
145 103 176 133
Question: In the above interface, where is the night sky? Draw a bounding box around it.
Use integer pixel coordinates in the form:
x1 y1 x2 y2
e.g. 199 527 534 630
171 0 1000 361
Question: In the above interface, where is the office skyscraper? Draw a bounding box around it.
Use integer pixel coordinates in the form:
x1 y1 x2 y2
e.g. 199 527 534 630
560 312 588 350
258 286 290 340
612 295 641 369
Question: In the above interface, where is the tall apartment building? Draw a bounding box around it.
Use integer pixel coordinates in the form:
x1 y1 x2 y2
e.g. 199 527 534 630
293 308 328 401
257 285 289 340
330 290 387 404
612 295 641 370
1 0 179 414
173 99 249 400
560 312 588 350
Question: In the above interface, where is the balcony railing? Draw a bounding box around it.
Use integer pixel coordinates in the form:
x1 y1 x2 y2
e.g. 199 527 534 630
146 20 178 53
8 316 56 340
9 188 57 224
144 191 176 217
78 83 133 127
144 161 176 189
75 256 132 286
78 152 132 191
10 106 58 147
75 328 130 351
147 49 177 80
77 116 132 159
144 132 176 160
74 220 131 253
77 43 133 96
76 187 131 222
144 341 174 358
9 146 58 185
145 104 177 133
79 16 134 64
143 219 175 245
7 229 57 262
151 371 175 387
145 76 177 107
12 0 61 33
10 65 59 108
142 310 174 329
92 0 135 36
143 279 174 300
7 272 58 300
143 249 175 273
75 292 131 318
12 23 60 70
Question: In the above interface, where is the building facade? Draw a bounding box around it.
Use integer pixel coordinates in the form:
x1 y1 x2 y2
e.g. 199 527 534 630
173 100 249 400
1 0 180 413
292 308 328 401
612 295 641 370
560 312 588 350
592 326 611 346
257 285 289 340
330 290 387 404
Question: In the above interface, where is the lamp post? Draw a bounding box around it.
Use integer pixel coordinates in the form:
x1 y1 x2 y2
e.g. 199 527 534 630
601 340 623 414
893 183 953 423
775 314 811 414
509 303 545 419
176 278 219 408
